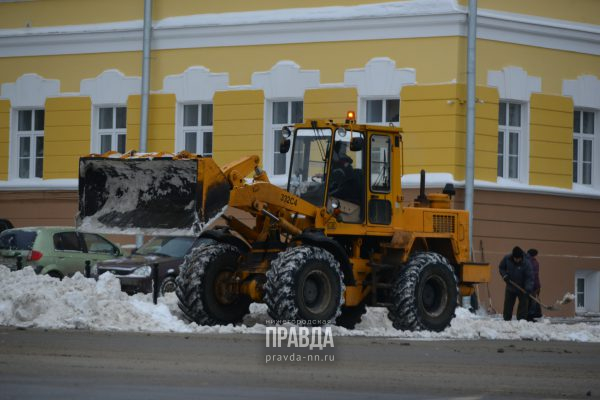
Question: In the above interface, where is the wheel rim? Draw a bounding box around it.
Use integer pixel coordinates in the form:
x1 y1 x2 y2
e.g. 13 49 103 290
214 270 237 305
421 275 448 318
161 279 176 294
300 270 332 315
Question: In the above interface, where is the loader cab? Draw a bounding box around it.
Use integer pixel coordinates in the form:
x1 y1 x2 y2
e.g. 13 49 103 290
286 118 400 227
286 124 366 215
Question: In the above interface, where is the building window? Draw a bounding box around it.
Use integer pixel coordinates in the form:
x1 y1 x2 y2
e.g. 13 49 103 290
576 277 585 310
16 109 44 179
182 104 213 157
270 100 303 175
364 99 400 126
97 106 126 154
497 101 522 179
575 271 600 314
573 110 595 185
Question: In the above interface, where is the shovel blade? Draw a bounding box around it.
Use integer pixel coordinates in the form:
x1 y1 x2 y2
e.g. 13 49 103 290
77 156 230 236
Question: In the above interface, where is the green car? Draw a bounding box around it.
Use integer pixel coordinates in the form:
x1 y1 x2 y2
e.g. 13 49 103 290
0 226 121 279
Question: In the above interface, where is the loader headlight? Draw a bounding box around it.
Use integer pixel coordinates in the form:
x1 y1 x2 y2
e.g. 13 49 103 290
282 126 292 139
129 265 152 278
330 198 340 209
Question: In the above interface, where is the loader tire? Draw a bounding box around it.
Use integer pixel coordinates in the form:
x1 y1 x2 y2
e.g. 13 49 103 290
176 243 250 326
336 302 367 329
387 252 458 332
264 245 344 325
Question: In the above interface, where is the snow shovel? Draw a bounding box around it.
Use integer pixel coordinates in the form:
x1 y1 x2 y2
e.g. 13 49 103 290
507 279 572 311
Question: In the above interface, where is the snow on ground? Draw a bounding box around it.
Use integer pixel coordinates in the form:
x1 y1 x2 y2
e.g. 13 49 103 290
1 265 599 342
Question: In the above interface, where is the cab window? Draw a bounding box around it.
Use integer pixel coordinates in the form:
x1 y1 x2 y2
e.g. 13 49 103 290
327 130 365 223
370 135 391 193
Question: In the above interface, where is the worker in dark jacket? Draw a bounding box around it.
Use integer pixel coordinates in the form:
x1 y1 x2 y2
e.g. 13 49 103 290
527 248 542 320
499 246 534 321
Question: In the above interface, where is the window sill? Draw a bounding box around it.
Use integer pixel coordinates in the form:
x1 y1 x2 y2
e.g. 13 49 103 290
0 178 78 191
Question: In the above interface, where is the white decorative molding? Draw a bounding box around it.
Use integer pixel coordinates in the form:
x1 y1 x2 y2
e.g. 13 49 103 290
477 8 600 57
0 73 60 107
163 66 229 102
344 57 416 97
487 67 541 101
251 61 320 99
80 69 140 105
1 1 599 58
562 75 600 109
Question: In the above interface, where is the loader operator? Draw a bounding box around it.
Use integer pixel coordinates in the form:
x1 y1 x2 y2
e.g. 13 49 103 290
499 246 534 321
328 141 362 205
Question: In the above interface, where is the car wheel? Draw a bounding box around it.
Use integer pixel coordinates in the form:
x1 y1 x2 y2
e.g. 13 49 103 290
47 271 64 280
159 276 177 296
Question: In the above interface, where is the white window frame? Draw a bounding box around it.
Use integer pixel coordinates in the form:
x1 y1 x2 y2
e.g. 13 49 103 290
359 97 400 127
497 100 530 183
11 108 44 180
176 103 213 157
573 108 597 187
92 105 127 154
265 99 303 177
575 271 600 315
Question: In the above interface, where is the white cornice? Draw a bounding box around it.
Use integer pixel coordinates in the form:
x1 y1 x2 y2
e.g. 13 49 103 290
0 1 599 57
477 9 600 55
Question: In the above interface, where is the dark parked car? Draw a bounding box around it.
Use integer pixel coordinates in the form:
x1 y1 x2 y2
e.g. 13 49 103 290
94 236 208 296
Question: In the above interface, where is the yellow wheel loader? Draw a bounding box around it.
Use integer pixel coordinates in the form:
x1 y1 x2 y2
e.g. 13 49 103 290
78 115 490 331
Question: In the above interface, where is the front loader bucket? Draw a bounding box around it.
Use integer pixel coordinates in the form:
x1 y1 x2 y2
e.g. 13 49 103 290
77 156 231 236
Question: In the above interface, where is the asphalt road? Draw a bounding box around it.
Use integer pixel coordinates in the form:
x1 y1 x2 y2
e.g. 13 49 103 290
0 327 599 400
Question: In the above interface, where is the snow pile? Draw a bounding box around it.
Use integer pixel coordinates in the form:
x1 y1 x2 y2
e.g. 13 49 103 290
1 266 599 342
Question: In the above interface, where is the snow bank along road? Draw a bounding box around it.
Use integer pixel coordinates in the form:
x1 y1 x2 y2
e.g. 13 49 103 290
1 266 599 342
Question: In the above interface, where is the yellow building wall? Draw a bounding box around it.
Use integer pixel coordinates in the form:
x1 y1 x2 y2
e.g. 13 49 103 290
0 100 9 180
472 86 499 182
0 0 398 29
126 94 176 153
44 97 92 179
2 36 598 99
400 83 499 181
213 90 264 166
476 40 600 95
304 88 358 123
529 94 573 188
0 37 463 92
400 84 461 177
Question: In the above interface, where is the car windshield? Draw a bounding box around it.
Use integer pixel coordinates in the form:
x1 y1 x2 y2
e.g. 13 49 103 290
135 236 196 258
287 128 332 206
0 230 37 251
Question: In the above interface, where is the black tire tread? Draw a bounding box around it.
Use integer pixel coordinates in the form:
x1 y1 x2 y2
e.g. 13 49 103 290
176 243 247 326
264 245 345 325
387 252 458 332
